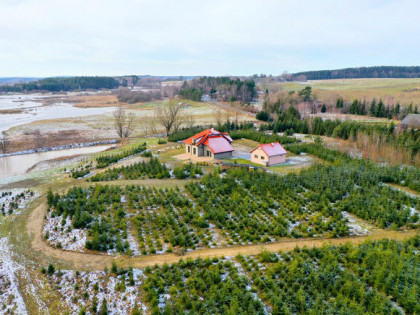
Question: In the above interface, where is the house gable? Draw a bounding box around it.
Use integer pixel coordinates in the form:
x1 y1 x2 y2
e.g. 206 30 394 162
183 129 234 157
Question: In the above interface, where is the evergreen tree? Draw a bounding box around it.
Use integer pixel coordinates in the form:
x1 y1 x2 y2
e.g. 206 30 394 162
350 100 358 114
321 104 327 113
407 103 413 114
360 101 367 115
376 100 385 117
298 86 312 101
369 99 377 116
394 104 401 117
98 299 108 315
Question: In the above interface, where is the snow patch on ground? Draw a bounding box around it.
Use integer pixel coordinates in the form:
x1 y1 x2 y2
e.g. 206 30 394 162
342 211 370 236
43 212 87 252
49 269 148 314
0 238 28 314
0 189 36 216
126 216 141 256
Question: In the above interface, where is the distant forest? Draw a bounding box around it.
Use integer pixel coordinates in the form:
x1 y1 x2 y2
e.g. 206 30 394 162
0 76 119 92
291 66 420 80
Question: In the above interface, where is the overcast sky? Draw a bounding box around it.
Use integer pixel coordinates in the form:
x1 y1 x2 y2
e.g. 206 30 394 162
0 0 419 77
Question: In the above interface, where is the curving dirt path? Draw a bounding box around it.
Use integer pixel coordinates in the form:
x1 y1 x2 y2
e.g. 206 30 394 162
28 198 419 271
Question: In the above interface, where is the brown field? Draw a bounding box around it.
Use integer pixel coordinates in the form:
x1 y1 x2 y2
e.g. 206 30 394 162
266 78 420 107
0 108 24 114
67 94 120 108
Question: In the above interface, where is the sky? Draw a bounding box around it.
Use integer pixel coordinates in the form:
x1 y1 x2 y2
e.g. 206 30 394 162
0 0 419 77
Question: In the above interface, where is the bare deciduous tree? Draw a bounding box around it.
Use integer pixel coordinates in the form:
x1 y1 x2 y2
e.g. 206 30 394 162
140 117 149 136
224 109 233 124
149 115 157 134
155 99 183 136
113 106 135 138
213 107 225 126
185 113 195 129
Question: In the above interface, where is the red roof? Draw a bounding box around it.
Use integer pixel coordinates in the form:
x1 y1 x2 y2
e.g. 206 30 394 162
183 128 234 153
204 136 234 153
250 142 287 157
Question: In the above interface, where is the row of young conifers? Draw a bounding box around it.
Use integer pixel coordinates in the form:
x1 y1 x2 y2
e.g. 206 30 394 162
46 143 419 255
41 237 419 314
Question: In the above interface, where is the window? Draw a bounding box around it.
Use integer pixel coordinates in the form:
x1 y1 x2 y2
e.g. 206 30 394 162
254 154 258 158
188 146 191 153
193 148 196 155
261 156 265 160
207 151 212 157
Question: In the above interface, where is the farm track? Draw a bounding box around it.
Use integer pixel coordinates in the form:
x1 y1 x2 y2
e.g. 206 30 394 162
28 198 419 271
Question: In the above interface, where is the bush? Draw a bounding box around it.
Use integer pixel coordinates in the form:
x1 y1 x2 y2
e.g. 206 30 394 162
179 88 202 101
256 111 270 121
47 264 55 275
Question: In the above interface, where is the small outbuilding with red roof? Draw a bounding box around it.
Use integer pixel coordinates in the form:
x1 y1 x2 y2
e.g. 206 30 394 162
183 128 234 159
250 142 287 166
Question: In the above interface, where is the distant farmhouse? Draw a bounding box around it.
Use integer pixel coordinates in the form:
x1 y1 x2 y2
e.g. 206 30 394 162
250 142 287 166
398 114 420 131
183 128 234 159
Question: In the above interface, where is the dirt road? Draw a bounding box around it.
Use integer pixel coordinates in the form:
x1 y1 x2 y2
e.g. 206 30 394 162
28 199 418 271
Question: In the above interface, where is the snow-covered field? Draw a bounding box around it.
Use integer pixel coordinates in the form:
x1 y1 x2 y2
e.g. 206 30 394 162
0 238 28 314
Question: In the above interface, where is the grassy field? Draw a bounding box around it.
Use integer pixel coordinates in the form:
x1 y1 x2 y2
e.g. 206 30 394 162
267 78 420 107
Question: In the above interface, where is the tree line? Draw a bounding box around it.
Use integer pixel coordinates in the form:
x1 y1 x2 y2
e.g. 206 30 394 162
290 66 420 80
336 97 418 119
0 76 120 92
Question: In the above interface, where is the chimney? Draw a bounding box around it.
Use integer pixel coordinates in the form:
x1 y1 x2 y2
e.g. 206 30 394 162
211 128 214 133
192 138 196 145
271 142 274 146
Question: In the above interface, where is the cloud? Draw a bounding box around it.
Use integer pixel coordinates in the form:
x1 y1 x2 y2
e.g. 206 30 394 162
0 0 419 76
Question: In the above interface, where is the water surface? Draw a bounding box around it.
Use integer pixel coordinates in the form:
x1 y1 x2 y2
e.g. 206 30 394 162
0 93 115 134
0 145 111 178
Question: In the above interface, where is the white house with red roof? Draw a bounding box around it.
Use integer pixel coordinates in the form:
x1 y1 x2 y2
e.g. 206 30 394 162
183 128 234 159
250 142 287 166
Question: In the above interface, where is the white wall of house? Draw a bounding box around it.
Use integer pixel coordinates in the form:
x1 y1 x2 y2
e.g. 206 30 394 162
185 144 200 156
251 147 268 165
185 144 218 158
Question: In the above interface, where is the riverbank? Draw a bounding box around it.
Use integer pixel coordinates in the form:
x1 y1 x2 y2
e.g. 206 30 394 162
0 139 117 157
